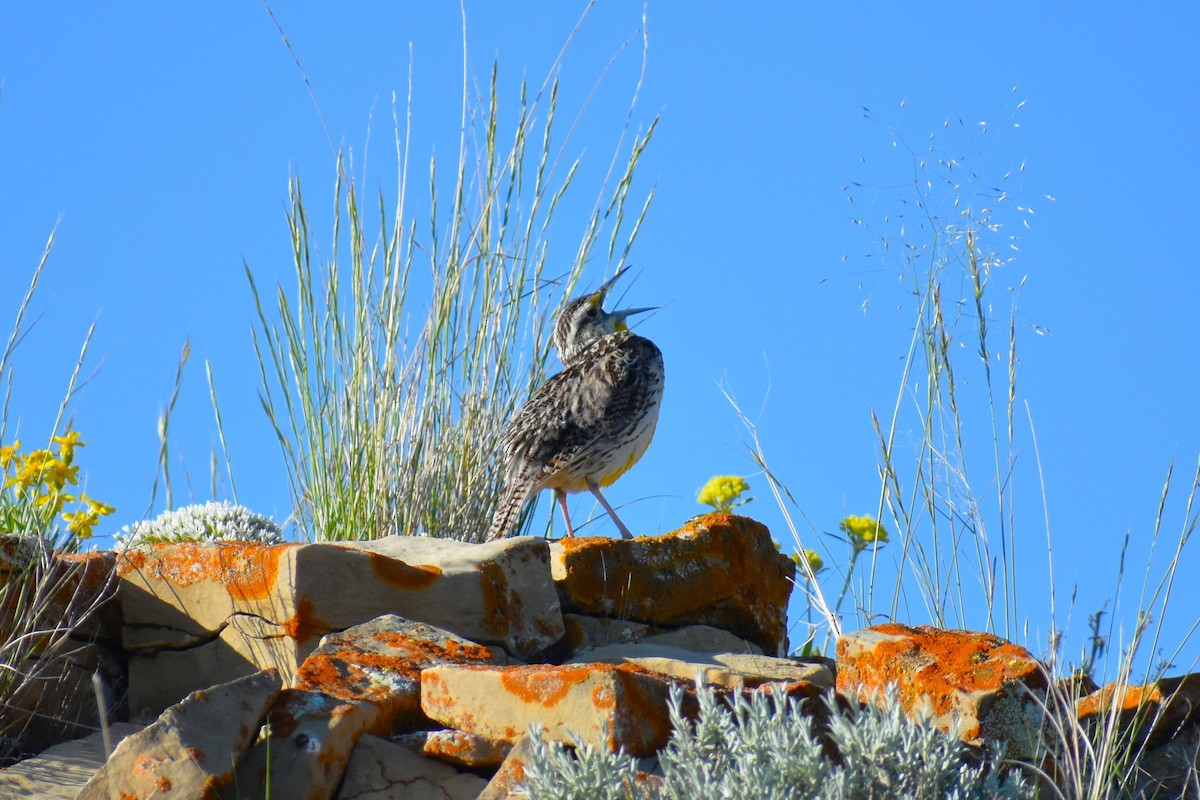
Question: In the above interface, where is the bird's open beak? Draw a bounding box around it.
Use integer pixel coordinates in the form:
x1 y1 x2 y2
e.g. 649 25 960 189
609 306 656 331
593 270 655 331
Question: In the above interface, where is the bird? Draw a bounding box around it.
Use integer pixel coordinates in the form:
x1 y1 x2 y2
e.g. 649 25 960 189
487 270 664 541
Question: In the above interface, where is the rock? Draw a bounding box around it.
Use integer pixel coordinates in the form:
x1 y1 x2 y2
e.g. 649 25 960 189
476 733 539 800
1131 720 1200 800
294 614 507 732
0 542 124 758
77 668 281 800
1077 672 1200 748
836 623 1047 759
639 624 764 655
568 642 833 689
1 637 126 759
421 662 675 756
551 614 765 661
394 729 513 769
0 722 142 799
336 734 487 800
228 688 381 800
118 536 563 714
550 514 794 655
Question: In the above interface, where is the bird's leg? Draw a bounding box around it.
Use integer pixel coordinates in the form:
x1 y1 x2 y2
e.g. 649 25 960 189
554 488 576 537
586 480 634 540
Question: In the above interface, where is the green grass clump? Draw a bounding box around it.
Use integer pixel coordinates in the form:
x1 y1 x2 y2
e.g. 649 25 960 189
250 54 656 543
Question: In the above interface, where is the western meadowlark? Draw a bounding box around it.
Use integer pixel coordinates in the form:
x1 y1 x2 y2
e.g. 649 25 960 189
487 270 664 541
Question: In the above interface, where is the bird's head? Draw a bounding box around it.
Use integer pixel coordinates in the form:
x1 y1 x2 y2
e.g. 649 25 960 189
552 270 654 364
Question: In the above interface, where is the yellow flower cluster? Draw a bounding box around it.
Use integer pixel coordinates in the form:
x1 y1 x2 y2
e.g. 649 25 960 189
696 475 752 514
791 548 825 579
839 514 890 553
1 431 115 540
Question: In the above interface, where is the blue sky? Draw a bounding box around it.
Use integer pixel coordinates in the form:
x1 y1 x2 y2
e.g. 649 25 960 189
2 4 1197 677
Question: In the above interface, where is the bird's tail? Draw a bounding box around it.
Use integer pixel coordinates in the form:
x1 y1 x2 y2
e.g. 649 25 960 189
486 482 532 541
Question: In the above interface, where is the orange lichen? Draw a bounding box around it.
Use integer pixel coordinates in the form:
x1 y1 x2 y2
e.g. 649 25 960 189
282 597 330 643
367 552 442 590
369 629 496 664
156 776 172 792
500 665 598 707
479 558 516 636
552 515 792 654
1077 682 1161 718
837 624 1045 743
117 542 290 602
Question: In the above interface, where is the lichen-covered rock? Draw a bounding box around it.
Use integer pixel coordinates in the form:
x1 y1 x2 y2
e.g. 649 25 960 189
837 623 1047 759
394 729 514 769
294 614 506 732
77 669 281 800
421 663 676 756
550 514 793 655
118 536 563 713
229 688 381 800
1076 672 1200 749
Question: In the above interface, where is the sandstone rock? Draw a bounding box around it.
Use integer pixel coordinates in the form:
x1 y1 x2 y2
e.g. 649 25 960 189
1131 720 1200 800
228 688 381 800
1077 672 1200 748
550 514 794 655
0 542 124 757
294 614 506 732
127 622 289 719
394 729 514 769
119 536 563 713
336 734 487 800
569 642 834 689
837 623 1047 759
553 614 765 661
1 636 126 759
640 623 764 655
0 722 142 799
77 668 281 800
477 733 538 800
421 662 675 756
0 540 120 651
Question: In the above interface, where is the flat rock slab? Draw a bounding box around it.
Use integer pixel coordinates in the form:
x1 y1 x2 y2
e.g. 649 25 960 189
837 623 1047 758
421 663 675 756
0 722 143 799
570 642 834 689
550 514 794 656
553 614 764 661
336 734 487 800
394 729 514 769
119 536 563 713
78 669 282 800
295 614 507 731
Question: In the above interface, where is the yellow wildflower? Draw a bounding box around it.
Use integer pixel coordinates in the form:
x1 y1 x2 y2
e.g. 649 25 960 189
0 440 21 469
697 475 752 514
51 431 84 453
61 495 114 540
40 457 79 488
791 548 824 578
839 515 890 553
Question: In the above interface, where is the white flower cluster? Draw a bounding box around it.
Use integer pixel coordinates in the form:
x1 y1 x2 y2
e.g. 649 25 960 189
519 681 1033 799
116 501 284 548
